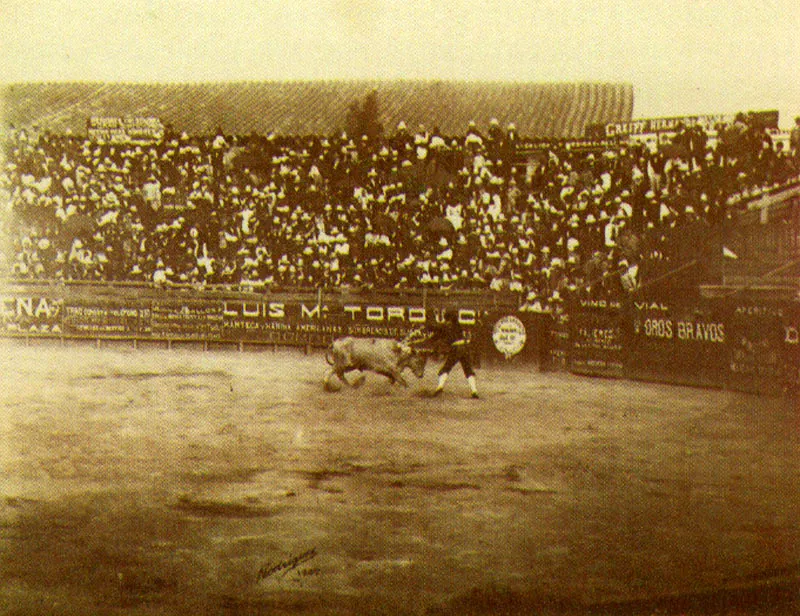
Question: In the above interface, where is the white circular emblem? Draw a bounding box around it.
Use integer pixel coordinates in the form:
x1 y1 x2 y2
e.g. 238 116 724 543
492 315 527 358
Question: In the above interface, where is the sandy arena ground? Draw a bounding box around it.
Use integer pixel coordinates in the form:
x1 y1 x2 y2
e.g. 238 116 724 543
0 340 798 615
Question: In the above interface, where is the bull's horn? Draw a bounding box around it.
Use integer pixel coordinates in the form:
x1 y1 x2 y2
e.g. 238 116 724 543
402 327 428 344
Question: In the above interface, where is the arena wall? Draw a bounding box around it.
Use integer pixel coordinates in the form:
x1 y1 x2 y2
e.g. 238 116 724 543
0 282 533 358
1 282 796 395
549 297 799 395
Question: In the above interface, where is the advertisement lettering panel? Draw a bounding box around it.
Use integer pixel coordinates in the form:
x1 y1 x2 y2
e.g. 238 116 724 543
543 312 570 371
220 300 483 344
0 296 63 334
627 299 729 388
727 302 799 392
150 300 223 340
63 301 148 336
569 301 624 378
586 110 779 139
87 116 164 144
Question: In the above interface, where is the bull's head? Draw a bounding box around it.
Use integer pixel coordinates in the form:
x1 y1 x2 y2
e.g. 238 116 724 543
396 328 429 356
397 329 433 378
405 352 428 379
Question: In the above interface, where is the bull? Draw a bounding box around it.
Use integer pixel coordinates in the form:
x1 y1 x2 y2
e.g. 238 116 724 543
323 329 431 391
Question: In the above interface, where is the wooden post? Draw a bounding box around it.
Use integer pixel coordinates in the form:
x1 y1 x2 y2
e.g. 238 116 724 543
132 338 138 350
239 341 244 353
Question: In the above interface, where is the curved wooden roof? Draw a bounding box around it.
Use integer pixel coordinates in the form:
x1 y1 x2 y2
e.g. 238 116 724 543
2 80 633 139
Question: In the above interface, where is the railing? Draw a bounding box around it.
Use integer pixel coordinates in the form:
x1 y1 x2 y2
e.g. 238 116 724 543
0 278 523 308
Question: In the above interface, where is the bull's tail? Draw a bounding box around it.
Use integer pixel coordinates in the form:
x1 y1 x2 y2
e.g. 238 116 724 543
325 344 335 366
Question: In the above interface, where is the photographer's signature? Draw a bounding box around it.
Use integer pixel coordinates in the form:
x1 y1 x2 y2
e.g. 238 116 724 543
257 548 320 582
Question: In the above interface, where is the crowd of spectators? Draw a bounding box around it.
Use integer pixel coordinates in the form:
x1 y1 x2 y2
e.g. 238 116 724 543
2 111 798 312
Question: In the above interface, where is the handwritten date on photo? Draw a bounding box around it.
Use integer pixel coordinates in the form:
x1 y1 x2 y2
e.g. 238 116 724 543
257 548 321 583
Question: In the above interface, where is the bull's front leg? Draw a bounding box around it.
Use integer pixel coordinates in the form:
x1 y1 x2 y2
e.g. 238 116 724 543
324 369 336 390
324 368 352 392
340 367 366 388
351 371 366 388
337 368 354 386
392 368 409 387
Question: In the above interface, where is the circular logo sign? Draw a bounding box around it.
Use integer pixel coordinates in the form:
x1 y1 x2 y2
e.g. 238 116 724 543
492 315 527 359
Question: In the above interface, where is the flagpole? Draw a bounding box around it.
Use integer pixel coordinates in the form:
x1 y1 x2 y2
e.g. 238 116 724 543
721 220 727 286
635 259 699 294
722 246 726 285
